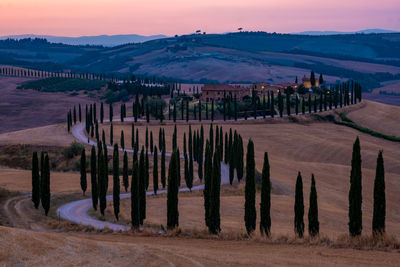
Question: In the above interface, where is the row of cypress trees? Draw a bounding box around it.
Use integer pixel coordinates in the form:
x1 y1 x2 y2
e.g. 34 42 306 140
31 151 51 215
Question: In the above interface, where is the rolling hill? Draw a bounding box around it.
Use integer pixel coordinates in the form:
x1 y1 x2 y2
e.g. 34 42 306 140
2 32 400 89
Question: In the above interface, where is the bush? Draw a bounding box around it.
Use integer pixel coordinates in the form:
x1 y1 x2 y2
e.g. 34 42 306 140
63 142 84 159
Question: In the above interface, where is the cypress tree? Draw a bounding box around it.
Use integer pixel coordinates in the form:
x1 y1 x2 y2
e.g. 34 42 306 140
159 128 163 151
100 102 104 123
198 127 204 181
41 154 50 216
98 146 107 216
308 94 312 114
203 141 212 228
372 150 385 235
153 146 159 195
260 152 271 236
295 95 299 115
244 139 256 235
167 150 179 229
294 172 304 238
229 137 235 185
109 103 113 122
80 149 87 195
121 130 125 150
32 152 40 209
110 123 113 145
209 147 221 234
189 150 194 191
90 146 98 210
150 131 153 154
139 148 146 224
79 104 82 122
123 151 129 192
308 174 319 237
349 137 362 236
161 145 166 188
113 144 120 220
131 124 135 149
131 160 140 228
237 136 244 182
209 124 214 155
145 149 149 190
145 127 149 151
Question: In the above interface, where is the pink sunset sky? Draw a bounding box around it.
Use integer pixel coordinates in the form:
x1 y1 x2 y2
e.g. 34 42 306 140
0 0 399 36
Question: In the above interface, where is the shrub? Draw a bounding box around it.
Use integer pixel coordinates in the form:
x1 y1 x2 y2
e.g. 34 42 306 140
63 142 84 159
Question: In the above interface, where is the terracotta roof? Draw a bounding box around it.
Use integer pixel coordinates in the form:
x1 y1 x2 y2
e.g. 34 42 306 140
202 84 246 91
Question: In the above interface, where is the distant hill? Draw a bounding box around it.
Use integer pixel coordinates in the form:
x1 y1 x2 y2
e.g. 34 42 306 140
0 34 168 46
294 29 398 35
1 32 400 89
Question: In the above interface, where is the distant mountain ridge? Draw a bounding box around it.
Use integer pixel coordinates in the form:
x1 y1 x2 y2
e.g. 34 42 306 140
293 29 398 35
0 34 168 46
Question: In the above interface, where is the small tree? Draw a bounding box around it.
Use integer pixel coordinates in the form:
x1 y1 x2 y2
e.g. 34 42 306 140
113 144 120 220
308 174 319 237
123 151 129 192
372 150 385 235
209 147 221 234
32 152 40 209
260 152 271 236
349 137 362 237
153 146 159 195
294 172 304 238
167 151 179 229
244 139 256 235
90 146 98 210
80 149 87 195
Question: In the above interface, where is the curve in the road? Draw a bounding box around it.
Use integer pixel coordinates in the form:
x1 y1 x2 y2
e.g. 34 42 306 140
58 120 229 231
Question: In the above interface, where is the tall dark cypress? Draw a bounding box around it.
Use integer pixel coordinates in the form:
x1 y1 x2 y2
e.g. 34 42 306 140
32 152 40 209
121 130 125 150
244 139 256 235
139 148 146 224
150 131 153 154
153 146 159 195
90 146 98 210
79 104 82 122
123 151 129 192
349 137 362 236
372 150 385 235
98 146 107 216
131 160 140 228
209 147 221 234
113 144 120 220
145 148 149 190
270 92 275 118
161 145 166 188
41 154 51 216
294 172 304 238
203 141 212 228
260 152 271 236
209 124 214 155
80 149 87 195
167 151 179 229
308 174 319 237
100 102 104 123
110 123 113 145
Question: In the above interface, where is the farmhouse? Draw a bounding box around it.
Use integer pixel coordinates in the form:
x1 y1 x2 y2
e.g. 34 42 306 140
200 84 248 102
302 75 319 89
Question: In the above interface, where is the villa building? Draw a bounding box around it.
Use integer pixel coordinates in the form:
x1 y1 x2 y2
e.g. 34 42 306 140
200 84 248 102
302 75 319 89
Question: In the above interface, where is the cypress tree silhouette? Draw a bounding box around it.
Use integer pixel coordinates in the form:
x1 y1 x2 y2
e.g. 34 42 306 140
131 160 140 228
41 153 51 216
80 149 87 195
113 144 120 220
260 152 271 236
98 146 107 216
167 150 179 229
123 151 129 192
244 139 256 235
294 172 304 238
308 174 319 237
209 147 221 234
139 148 146 224
203 141 212 228
90 146 98 210
372 150 385 235
32 152 40 209
153 146 159 195
349 137 362 237
121 130 125 150
161 145 166 189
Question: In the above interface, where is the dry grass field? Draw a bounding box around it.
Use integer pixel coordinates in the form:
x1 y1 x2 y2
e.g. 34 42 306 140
1 99 400 265
97 108 400 239
347 100 400 137
2 226 399 266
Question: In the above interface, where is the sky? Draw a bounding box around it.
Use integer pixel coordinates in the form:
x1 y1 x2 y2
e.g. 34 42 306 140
0 0 399 36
